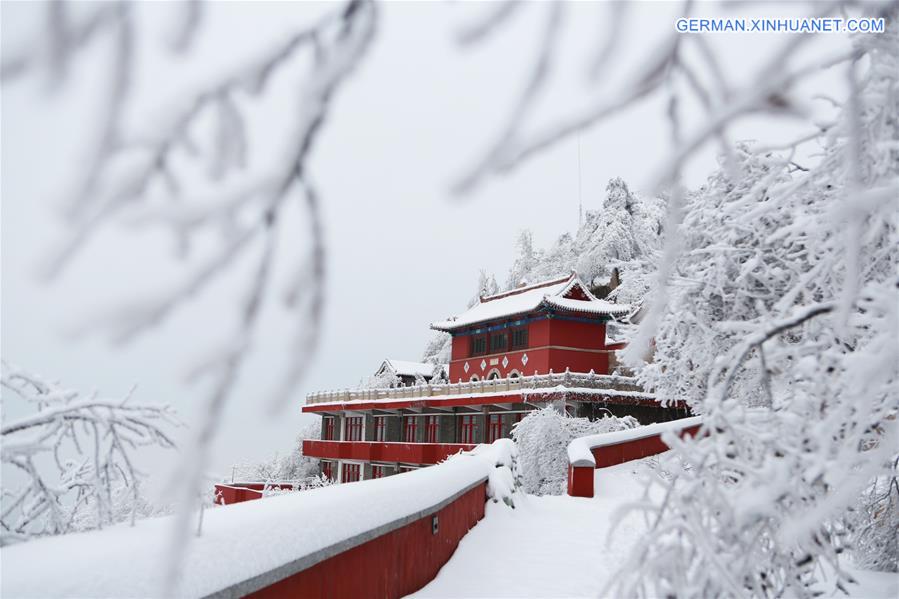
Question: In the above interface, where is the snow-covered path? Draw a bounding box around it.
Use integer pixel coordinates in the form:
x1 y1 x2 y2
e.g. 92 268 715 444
410 460 655 598
411 459 899 599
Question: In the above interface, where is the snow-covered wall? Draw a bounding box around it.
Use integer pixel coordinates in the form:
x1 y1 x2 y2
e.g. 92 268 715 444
567 416 703 467
567 417 702 498
2 443 516 598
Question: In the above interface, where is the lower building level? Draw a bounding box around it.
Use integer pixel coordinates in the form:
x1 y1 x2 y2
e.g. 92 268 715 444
303 371 689 483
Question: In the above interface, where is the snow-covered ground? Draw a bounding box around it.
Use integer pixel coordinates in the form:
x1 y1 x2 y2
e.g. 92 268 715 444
410 459 658 598
411 458 899 599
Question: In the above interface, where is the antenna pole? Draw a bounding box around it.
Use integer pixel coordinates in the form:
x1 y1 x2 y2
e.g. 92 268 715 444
577 132 583 229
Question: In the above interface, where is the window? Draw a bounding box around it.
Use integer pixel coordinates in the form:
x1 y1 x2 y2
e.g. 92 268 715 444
469 336 487 356
469 375 480 382
487 369 500 380
488 414 504 443
374 416 386 442
342 463 360 483
323 418 335 440
459 415 480 444
424 416 440 443
511 328 529 350
490 332 507 353
372 465 389 479
345 417 363 441
322 461 334 481
403 416 418 443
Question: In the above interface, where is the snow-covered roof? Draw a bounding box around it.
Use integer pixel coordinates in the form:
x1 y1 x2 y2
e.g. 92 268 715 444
431 272 630 332
377 359 443 378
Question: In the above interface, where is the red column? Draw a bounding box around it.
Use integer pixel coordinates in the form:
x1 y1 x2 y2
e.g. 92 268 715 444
567 465 594 498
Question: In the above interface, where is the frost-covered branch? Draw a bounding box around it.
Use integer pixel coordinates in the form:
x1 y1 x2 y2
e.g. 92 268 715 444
4 1 377 588
606 10 899 595
453 1 858 194
0 362 179 545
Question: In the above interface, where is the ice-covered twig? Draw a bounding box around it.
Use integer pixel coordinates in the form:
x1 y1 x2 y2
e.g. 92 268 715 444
0 362 180 545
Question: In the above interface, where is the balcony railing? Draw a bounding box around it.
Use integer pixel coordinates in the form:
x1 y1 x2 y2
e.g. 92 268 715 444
305 370 647 406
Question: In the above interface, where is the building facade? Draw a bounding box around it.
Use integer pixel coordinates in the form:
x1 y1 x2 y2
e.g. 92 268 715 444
302 272 687 484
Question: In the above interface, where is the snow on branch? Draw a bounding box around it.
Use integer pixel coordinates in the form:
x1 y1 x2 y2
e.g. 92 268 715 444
452 1 858 195
0 362 180 545
4 0 376 587
606 10 899 595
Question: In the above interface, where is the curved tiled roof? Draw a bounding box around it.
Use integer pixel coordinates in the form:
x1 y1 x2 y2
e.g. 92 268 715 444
431 272 630 332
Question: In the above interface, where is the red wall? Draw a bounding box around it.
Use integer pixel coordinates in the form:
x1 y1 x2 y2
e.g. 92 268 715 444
303 440 476 464
214 483 297 506
448 317 611 382
548 319 605 349
248 481 487 599
568 424 702 498
545 348 609 377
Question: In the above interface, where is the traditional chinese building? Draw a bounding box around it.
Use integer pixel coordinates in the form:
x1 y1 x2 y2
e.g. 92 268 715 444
373 359 447 387
302 272 688 484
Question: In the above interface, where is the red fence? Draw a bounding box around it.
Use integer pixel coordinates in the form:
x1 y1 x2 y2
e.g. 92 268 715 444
214 483 297 506
567 418 702 498
212 480 488 598
303 440 476 464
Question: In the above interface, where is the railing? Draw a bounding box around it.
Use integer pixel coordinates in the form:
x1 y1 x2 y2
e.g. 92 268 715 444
305 370 646 405
567 416 703 498
303 440 477 464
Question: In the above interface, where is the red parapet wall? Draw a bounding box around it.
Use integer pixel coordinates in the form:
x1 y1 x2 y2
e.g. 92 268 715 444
303 440 476 464
214 483 297 506
568 424 701 498
248 481 487 599
567 464 595 497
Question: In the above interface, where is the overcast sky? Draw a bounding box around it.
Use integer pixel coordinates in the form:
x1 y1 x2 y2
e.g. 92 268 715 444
2 1 849 492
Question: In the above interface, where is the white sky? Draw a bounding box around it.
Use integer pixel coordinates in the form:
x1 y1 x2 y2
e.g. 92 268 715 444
1 1 851 492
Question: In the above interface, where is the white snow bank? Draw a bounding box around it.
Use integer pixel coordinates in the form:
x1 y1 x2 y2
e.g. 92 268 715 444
485 439 520 508
409 459 661 598
567 416 702 467
2 442 513 598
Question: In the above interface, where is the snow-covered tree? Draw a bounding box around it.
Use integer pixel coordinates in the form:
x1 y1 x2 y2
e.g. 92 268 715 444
512 405 638 496
505 230 541 290
69 482 173 533
499 179 664 305
423 269 499 370
1 362 179 545
574 178 665 304
608 18 899 597
358 369 400 389
421 332 452 366
635 145 795 408
849 462 898 573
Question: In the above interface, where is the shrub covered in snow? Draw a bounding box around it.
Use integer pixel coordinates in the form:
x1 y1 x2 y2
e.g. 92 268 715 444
259 474 333 498
512 405 638 495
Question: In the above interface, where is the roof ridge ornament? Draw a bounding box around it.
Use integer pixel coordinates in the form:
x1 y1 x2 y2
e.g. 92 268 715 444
480 273 572 303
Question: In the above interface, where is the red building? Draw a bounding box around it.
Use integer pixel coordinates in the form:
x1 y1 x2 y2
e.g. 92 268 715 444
302 272 687 484
432 273 629 382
